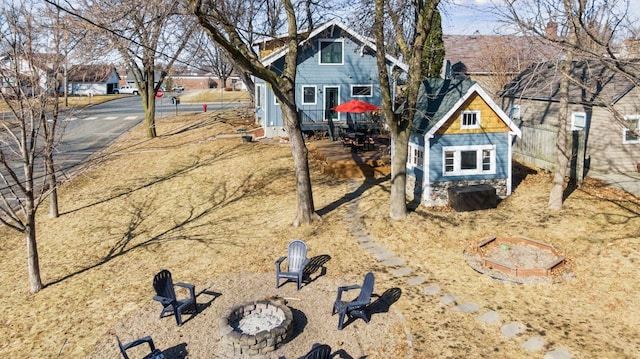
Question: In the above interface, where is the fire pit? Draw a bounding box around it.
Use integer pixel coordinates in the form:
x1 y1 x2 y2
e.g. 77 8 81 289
219 297 294 356
465 236 572 283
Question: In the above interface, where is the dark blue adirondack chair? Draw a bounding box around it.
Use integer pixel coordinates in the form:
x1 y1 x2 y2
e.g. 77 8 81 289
152 269 197 326
332 272 375 330
300 343 332 359
275 239 310 290
117 335 165 359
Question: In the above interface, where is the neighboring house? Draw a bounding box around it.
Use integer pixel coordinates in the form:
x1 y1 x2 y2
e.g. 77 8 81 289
500 60 640 174
254 19 408 138
406 78 521 206
67 64 120 95
442 31 561 97
0 54 54 95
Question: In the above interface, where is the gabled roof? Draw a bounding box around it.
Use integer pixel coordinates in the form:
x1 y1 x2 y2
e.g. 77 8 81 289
499 60 639 106
68 64 118 82
260 19 408 72
413 78 521 137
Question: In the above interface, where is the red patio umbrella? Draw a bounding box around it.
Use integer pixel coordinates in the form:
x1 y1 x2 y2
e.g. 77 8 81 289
331 99 380 113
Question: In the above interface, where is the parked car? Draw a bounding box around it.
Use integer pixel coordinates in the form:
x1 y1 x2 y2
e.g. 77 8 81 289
172 85 184 92
114 85 139 95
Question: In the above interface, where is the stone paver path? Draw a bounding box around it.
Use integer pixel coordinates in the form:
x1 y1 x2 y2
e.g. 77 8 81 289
343 179 572 358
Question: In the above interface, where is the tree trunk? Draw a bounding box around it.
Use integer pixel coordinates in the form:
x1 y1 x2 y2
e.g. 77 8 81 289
25 202 42 293
46 153 59 218
143 77 157 139
281 104 320 226
389 126 409 219
548 59 570 210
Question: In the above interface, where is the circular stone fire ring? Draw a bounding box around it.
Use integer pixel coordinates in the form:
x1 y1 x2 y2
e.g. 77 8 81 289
219 297 294 356
465 236 572 284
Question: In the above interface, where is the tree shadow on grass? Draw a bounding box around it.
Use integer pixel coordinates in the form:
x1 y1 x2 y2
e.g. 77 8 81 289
317 175 390 217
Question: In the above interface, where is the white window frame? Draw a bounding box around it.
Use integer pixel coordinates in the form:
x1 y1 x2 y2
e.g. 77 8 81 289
351 84 373 97
301 85 317 105
408 144 424 167
571 111 587 131
274 93 280 105
319 39 344 65
623 115 640 144
509 105 521 120
461 110 481 129
442 144 496 176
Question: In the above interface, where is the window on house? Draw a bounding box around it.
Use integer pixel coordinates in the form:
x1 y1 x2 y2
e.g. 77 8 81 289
571 112 587 130
255 85 262 107
623 115 640 144
351 85 373 97
443 145 496 175
320 40 343 65
274 95 279 105
461 110 480 129
409 146 424 167
302 86 316 105
509 105 521 120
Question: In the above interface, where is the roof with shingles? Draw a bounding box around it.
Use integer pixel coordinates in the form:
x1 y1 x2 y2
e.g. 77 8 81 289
499 60 638 106
412 78 476 134
68 64 118 83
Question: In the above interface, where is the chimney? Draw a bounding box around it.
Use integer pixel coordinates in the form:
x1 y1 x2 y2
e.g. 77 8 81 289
546 21 558 40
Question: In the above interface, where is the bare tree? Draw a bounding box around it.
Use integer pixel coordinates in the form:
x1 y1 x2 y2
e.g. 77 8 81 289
77 0 196 138
190 0 328 226
498 0 638 209
373 0 442 219
0 3 64 293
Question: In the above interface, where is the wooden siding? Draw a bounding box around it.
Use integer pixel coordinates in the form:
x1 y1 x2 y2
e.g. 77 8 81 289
508 87 640 173
436 93 510 135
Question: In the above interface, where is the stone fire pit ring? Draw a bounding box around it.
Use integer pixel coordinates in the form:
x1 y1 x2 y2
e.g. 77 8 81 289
219 297 294 356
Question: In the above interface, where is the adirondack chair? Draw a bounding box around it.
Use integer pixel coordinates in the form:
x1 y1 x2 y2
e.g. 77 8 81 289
152 269 197 326
300 343 332 359
275 239 310 290
117 335 165 359
332 272 375 330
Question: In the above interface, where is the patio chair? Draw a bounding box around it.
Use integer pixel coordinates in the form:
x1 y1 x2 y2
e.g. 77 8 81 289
117 335 165 359
332 272 374 330
152 269 197 326
275 239 310 290
300 343 332 359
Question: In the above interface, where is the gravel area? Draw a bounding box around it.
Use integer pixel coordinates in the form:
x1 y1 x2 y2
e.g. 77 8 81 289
89 272 411 358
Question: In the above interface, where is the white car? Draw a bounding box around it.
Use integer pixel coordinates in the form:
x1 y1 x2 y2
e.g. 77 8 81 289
114 85 140 95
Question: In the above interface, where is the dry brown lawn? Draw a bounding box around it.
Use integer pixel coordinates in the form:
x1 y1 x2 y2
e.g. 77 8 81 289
1 110 639 358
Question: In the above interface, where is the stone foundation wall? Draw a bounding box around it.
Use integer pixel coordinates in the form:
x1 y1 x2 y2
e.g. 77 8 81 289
425 178 507 207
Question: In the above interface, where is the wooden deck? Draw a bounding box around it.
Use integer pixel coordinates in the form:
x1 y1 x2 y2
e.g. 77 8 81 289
308 139 391 179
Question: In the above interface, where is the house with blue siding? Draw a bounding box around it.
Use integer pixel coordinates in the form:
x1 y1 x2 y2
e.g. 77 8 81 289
253 19 407 138
406 78 521 206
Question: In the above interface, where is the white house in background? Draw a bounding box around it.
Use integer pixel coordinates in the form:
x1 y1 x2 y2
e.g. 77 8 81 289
67 64 120 95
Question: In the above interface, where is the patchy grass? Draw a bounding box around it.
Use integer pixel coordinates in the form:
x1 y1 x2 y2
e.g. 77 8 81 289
0 110 639 358
177 89 250 103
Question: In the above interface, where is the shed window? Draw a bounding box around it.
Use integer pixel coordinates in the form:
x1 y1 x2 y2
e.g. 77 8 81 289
409 145 424 167
320 40 343 65
255 85 263 107
443 145 496 176
461 111 480 129
571 112 587 130
623 115 640 144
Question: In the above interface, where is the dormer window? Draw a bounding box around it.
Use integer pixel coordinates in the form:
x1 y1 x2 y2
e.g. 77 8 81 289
461 110 480 129
319 40 343 65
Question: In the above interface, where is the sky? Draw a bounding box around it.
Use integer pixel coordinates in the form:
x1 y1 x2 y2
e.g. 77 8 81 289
440 0 640 35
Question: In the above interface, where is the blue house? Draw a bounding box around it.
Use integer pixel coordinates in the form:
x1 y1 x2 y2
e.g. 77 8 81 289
254 19 407 139
406 79 522 207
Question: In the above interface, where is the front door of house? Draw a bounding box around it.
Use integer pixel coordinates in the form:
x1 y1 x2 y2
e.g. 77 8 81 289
324 86 339 122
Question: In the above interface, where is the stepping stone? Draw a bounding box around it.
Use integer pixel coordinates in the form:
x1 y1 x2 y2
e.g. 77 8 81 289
406 276 426 286
359 242 378 249
453 302 480 313
382 257 404 267
351 229 368 237
477 310 500 324
391 266 412 277
348 225 361 232
440 293 458 305
501 322 525 338
521 336 545 351
356 235 374 243
544 348 571 359
424 284 441 295
343 216 361 223
365 245 388 253
374 251 396 261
